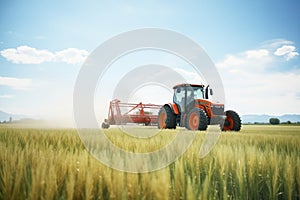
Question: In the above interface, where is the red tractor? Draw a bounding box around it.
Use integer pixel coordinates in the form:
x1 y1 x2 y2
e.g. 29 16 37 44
158 83 241 131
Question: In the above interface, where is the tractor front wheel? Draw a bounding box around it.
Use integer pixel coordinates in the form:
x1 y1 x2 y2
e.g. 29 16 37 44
186 108 208 131
222 110 241 131
158 105 176 129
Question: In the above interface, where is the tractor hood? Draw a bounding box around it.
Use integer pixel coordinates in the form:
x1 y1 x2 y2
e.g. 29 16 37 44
195 99 225 116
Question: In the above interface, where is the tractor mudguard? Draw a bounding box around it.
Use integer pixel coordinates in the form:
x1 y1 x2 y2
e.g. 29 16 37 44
165 103 179 115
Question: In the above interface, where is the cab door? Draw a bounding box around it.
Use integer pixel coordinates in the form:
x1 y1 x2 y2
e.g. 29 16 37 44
173 86 186 113
185 86 195 113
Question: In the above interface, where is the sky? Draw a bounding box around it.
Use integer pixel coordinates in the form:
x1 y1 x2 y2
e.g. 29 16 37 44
0 0 300 124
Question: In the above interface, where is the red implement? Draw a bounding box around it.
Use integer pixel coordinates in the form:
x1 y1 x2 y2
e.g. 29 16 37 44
102 99 162 128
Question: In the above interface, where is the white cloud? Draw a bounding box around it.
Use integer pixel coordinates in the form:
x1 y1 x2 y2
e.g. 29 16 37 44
216 39 300 115
274 45 299 60
0 76 32 90
1 46 55 64
245 49 269 59
55 48 89 64
174 68 203 83
216 55 246 68
274 45 295 56
261 39 293 49
286 51 299 60
0 45 89 65
217 49 272 72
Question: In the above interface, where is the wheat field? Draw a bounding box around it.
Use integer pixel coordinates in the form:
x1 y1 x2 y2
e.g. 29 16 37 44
0 125 299 199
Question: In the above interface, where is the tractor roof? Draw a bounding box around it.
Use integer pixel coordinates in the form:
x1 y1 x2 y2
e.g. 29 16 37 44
173 83 205 89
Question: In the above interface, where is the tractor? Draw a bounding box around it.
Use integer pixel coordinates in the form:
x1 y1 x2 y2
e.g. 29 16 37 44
158 83 241 131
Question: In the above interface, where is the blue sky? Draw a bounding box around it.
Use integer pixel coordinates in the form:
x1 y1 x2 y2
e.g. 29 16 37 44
0 0 299 123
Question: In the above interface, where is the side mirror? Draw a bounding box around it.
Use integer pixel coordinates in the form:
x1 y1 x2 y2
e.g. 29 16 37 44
210 88 213 95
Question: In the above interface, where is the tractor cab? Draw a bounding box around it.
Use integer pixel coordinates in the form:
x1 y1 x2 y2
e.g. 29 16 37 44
173 84 208 113
158 83 241 131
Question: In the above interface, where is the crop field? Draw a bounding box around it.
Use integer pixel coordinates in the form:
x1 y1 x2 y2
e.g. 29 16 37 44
0 125 299 200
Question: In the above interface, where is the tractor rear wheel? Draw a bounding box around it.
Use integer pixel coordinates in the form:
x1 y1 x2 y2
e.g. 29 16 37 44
222 110 241 131
186 108 208 131
158 105 176 129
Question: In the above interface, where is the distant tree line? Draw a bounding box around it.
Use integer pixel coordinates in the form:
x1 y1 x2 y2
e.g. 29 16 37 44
0 117 13 124
243 118 299 125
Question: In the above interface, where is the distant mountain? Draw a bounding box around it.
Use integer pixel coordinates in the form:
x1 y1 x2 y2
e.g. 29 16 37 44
0 110 27 122
241 114 300 124
1 110 299 124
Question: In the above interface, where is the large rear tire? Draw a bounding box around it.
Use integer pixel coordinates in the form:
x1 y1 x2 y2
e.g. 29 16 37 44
222 110 241 131
186 108 208 131
158 105 176 129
